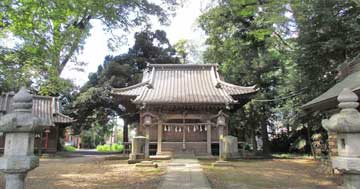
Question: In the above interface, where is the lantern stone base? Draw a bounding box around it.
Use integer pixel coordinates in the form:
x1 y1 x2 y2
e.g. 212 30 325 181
343 174 360 189
212 160 233 167
332 157 360 174
5 173 26 189
135 161 158 168
332 157 360 188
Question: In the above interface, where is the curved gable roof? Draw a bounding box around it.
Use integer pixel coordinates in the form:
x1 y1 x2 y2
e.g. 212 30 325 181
112 64 257 106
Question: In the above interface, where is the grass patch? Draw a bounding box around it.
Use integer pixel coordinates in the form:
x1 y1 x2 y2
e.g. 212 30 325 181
64 145 77 152
272 153 314 159
96 144 124 152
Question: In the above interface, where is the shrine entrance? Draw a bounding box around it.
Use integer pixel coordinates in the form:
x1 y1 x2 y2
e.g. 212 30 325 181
160 120 210 154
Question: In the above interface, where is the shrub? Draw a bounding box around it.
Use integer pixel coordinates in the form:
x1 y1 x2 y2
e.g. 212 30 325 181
64 145 76 152
111 144 124 152
96 144 123 153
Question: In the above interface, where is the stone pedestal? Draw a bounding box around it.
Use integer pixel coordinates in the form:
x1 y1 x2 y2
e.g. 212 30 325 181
322 88 360 189
128 136 146 164
0 87 47 189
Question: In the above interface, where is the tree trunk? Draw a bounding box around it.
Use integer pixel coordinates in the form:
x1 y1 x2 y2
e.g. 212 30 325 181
251 129 257 152
123 119 129 143
306 124 316 159
261 123 271 157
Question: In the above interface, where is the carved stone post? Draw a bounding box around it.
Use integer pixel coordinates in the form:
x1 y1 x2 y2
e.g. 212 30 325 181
322 88 360 189
0 87 47 189
217 114 226 160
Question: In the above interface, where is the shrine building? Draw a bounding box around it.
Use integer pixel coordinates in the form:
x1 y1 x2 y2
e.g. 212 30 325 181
0 93 74 153
112 64 257 156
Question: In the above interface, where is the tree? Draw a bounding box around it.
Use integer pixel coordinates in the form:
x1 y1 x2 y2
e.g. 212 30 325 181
282 0 360 155
198 0 291 155
174 39 188 63
67 30 179 144
0 0 178 95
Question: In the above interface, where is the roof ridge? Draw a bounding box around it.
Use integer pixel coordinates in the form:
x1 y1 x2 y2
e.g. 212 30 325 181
218 80 257 89
149 64 218 68
111 80 150 93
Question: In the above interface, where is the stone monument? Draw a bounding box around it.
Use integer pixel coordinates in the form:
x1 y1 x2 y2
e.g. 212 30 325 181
222 136 241 160
322 88 360 189
0 87 48 189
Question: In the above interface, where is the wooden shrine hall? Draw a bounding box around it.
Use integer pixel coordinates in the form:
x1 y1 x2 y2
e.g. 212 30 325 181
112 64 257 156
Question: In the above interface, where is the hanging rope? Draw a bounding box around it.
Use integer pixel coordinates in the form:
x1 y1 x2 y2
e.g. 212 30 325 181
251 88 307 102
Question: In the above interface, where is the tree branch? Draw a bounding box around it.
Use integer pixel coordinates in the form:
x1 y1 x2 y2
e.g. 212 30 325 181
58 15 92 74
273 31 293 49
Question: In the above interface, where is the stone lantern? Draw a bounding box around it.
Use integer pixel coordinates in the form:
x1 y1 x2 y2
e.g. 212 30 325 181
0 87 48 189
216 112 227 158
322 88 360 189
130 114 157 168
128 136 146 164
212 111 233 167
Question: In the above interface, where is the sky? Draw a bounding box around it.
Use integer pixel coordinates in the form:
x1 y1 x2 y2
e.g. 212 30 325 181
61 0 211 86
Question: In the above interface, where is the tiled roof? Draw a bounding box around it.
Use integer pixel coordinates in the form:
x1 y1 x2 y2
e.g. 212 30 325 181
0 93 74 126
302 70 360 112
112 64 257 106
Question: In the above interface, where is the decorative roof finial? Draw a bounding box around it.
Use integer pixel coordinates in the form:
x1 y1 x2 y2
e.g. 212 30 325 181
322 88 360 132
12 87 33 112
338 88 359 110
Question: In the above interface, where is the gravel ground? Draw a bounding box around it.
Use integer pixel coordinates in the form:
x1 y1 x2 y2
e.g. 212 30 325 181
0 156 166 189
202 159 341 189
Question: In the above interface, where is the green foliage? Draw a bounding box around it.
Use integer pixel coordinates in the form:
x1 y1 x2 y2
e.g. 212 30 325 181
96 144 124 152
276 0 360 154
0 0 177 95
174 39 188 63
67 30 179 136
199 0 290 155
64 145 77 152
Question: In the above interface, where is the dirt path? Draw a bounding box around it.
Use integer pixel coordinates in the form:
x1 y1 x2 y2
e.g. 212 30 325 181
0 155 165 189
202 159 341 189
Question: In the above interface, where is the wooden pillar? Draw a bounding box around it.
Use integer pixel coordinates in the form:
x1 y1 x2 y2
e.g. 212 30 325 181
145 125 150 159
207 121 212 155
44 129 50 149
182 126 186 150
157 123 162 155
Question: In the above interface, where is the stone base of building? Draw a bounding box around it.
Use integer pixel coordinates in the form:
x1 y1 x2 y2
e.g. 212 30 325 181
161 142 208 155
